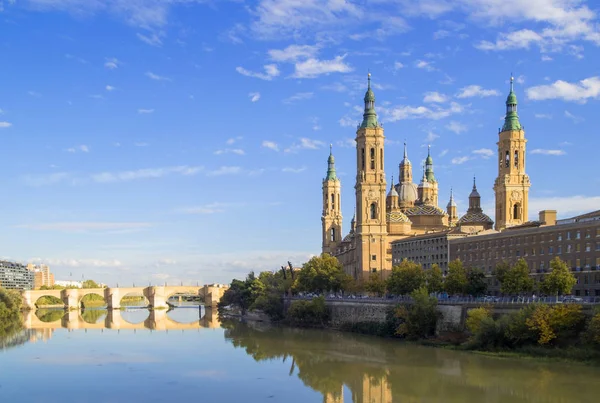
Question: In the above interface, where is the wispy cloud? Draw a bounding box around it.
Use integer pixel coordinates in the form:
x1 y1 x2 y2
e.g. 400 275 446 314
261 141 279 152
526 77 600 103
531 149 566 156
423 91 448 103
534 113 552 119
138 108 155 114
0 121 12 129
92 166 202 183
564 110 584 123
415 60 436 72
214 148 245 156
236 64 280 81
104 57 120 69
145 72 171 81
446 121 467 134
178 202 242 215
456 85 499 98
106 85 116 91
451 156 471 165
17 222 151 233
292 55 352 78
284 138 325 153
380 102 464 122
337 138 356 148
206 166 242 176
137 32 162 46
283 92 313 104
472 148 494 159
226 137 243 145
249 92 261 102
28 91 42 97
66 145 90 153
282 166 307 173
268 44 320 62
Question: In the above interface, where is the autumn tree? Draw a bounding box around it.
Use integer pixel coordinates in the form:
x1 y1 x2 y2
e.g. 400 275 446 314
500 259 534 295
444 259 467 295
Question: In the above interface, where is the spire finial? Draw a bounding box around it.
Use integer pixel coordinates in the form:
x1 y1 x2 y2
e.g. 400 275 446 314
368 71 371 89
403 141 407 159
330 143 333 155
428 144 431 156
473 175 477 190
510 73 514 92
391 175 394 190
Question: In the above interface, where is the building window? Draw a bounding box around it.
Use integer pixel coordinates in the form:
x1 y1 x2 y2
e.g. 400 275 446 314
370 203 377 219
514 150 519 168
540 247 544 255
505 150 510 168
567 244 572 253
576 231 581 239
370 148 375 170
513 203 521 220
596 243 600 251
558 233 562 241
330 228 336 242
576 259 581 268
371 255 376 261
586 230 591 239
372 268 377 273
586 243 591 252
549 246 554 255
380 148 383 170
557 245 562 254
361 148 365 170
567 232 571 240
576 244 581 252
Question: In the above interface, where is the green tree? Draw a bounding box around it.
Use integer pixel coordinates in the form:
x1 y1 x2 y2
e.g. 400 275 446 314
426 264 444 294
82 279 101 289
386 260 426 296
0 288 23 339
500 258 534 295
493 261 511 284
466 306 492 334
219 278 254 315
294 254 349 294
445 259 467 295
466 267 488 297
541 257 577 297
394 287 440 339
287 296 329 326
364 273 386 297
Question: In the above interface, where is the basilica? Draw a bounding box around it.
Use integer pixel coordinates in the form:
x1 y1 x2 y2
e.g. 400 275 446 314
321 74 530 280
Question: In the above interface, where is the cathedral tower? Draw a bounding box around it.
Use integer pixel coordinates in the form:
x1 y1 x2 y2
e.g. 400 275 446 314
446 188 458 227
425 145 439 206
355 73 387 277
493 76 531 230
322 145 342 255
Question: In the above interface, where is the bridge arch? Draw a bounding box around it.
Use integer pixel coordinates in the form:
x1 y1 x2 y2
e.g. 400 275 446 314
78 290 107 309
33 292 64 309
118 291 149 308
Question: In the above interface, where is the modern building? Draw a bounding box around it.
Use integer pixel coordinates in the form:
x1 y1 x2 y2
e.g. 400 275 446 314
54 280 83 288
0 260 34 290
323 73 498 280
449 210 600 296
391 229 463 273
27 264 55 289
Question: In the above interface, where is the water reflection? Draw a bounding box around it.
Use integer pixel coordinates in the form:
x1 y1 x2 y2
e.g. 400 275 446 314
223 320 600 403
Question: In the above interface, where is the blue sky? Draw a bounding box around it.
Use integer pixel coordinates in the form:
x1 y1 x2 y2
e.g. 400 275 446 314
1 0 600 286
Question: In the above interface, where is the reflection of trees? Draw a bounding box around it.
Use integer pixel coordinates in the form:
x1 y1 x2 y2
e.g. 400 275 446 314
222 320 600 403
36 309 65 323
81 309 107 324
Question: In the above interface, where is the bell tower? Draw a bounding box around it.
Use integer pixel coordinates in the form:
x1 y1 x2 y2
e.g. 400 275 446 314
493 76 531 230
322 145 342 255
355 73 387 278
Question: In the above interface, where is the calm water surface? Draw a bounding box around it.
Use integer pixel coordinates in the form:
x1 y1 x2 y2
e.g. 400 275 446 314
1 308 599 403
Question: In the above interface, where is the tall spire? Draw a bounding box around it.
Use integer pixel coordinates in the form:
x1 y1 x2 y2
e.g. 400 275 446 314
403 142 407 159
502 74 522 132
360 72 379 128
425 145 435 182
326 144 337 181
447 187 457 208
469 176 482 212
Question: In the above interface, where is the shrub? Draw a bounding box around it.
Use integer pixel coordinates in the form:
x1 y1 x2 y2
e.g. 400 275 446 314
394 286 440 339
466 306 492 335
287 296 329 326
584 313 600 347
526 304 586 346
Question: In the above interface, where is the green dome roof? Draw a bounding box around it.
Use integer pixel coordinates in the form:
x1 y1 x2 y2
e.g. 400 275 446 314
506 91 517 105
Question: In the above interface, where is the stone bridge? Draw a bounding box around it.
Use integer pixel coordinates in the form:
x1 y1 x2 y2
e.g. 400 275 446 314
23 308 220 330
21 284 228 310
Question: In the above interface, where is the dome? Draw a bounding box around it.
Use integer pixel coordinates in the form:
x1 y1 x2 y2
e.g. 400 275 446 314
397 182 418 203
419 179 431 189
386 211 411 223
458 211 494 225
469 188 480 198
447 198 457 209
405 205 447 217
388 186 399 197
506 91 517 105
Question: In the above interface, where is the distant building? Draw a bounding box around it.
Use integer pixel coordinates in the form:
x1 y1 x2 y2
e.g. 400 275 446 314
0 260 34 290
27 264 55 289
54 280 83 288
449 210 600 297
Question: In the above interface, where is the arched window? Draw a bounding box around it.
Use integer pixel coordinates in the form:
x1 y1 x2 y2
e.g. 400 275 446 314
380 148 383 170
514 150 519 168
330 228 336 242
505 151 510 168
331 193 335 208
370 203 377 219
361 148 365 170
513 203 521 220
370 148 375 170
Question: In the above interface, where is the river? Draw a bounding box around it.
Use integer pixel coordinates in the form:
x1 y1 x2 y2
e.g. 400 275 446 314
0 308 598 403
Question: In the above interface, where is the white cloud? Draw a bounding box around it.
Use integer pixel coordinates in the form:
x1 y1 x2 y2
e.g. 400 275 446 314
66 145 90 153
526 77 600 103
134 142 149 147
268 44 320 62
138 108 155 114
473 148 494 159
564 110 584 123
529 196 600 220
92 166 203 183
337 138 356 148
394 61 404 70
451 156 471 165
439 149 449 157
178 202 240 215
283 92 314 104
145 72 171 81
236 64 280 81
249 92 261 102
214 148 245 156
206 166 242 176
380 102 464 122
284 137 325 153
106 85 115 92
446 121 467 134
415 60 436 71
104 58 120 69
423 91 448 103
456 85 500 98
137 32 162 46
226 136 243 145
0 121 12 128
292 55 352 78
28 91 42 97
282 167 307 173
433 29 450 40
22 172 70 187
541 55 553 61
424 131 439 143
321 82 347 92
477 29 544 51
531 149 566 156
339 116 358 127
534 113 552 119
262 141 279 152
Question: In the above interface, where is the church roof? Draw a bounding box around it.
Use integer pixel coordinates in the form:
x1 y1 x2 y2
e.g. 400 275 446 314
396 182 418 203
405 205 446 217
387 211 411 223
458 211 494 225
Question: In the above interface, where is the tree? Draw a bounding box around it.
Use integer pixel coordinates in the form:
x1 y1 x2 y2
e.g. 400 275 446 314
82 279 101 289
365 273 386 297
466 267 488 297
426 264 444 294
500 259 534 295
541 257 577 297
445 259 467 295
294 254 349 294
386 260 425 296
219 278 254 315
394 287 440 339
493 261 511 284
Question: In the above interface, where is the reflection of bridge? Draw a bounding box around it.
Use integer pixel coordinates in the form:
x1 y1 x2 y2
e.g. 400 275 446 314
22 284 228 310
23 308 220 331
